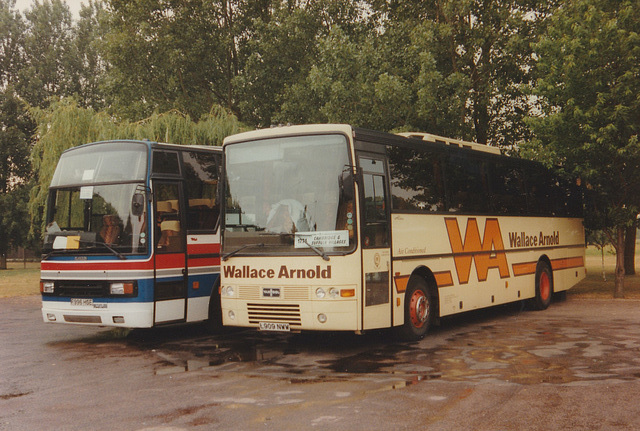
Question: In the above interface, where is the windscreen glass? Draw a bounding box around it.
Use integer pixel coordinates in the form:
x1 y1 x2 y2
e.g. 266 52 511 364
223 134 356 256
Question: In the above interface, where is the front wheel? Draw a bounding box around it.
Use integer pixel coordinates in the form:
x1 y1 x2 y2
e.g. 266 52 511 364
395 276 434 341
531 261 553 310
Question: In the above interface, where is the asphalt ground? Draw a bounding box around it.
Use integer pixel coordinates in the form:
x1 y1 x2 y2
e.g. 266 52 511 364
2 295 640 430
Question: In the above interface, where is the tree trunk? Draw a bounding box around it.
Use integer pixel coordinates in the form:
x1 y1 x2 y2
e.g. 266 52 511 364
0 254 6 270
624 223 636 275
614 226 626 298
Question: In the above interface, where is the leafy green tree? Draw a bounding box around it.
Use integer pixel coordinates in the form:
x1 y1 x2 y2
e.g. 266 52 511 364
528 0 640 297
18 0 79 108
0 0 25 88
374 0 558 144
74 0 108 110
103 0 270 120
0 88 35 269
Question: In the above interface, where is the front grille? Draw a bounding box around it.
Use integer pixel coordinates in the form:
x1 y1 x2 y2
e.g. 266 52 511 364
54 282 107 297
247 303 301 326
238 286 309 300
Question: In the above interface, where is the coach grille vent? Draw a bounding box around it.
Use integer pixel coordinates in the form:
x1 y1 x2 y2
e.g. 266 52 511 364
247 303 301 326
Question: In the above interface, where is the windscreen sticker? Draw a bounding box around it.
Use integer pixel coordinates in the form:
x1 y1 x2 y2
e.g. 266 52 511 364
79 186 94 200
52 236 80 250
295 230 349 248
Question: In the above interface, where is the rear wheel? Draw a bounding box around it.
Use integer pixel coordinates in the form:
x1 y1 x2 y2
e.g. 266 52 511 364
396 276 434 341
531 261 553 310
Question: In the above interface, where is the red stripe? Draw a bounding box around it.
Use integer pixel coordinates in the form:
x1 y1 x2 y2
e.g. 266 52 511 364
41 260 154 271
187 243 221 255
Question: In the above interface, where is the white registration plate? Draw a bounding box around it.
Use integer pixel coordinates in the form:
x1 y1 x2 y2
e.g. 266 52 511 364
70 298 93 307
259 322 290 332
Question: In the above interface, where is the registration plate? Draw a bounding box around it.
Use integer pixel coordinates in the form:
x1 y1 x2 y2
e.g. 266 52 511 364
70 298 93 307
259 322 290 332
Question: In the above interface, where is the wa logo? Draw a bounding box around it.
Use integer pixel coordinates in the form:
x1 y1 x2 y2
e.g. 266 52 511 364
444 218 510 284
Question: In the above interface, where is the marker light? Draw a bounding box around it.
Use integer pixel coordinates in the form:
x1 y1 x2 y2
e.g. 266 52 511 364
228 310 236 320
340 289 355 298
315 288 326 299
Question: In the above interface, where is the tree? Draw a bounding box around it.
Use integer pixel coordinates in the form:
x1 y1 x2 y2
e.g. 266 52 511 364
74 0 108 110
18 0 79 108
364 0 558 143
103 0 271 120
528 0 640 297
0 88 35 269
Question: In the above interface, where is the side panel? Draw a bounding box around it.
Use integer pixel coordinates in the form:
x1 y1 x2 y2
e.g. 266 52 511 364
391 214 585 319
185 233 220 322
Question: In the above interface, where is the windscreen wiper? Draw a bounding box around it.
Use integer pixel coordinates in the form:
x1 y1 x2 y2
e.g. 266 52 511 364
300 237 330 261
42 241 126 260
79 240 126 260
222 243 265 261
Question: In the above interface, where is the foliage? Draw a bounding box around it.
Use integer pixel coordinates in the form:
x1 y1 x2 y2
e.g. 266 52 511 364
528 0 640 296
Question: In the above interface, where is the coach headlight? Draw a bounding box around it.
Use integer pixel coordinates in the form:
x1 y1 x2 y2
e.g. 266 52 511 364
110 282 134 295
222 285 235 297
41 281 55 293
315 288 326 299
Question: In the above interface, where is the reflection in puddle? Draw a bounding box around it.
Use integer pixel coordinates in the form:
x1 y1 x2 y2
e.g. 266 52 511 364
54 306 640 389
139 314 640 388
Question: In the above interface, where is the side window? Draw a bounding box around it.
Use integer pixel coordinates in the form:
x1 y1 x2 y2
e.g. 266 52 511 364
360 157 389 248
388 146 445 212
445 153 490 213
152 151 180 175
154 183 184 252
183 151 220 231
489 161 527 215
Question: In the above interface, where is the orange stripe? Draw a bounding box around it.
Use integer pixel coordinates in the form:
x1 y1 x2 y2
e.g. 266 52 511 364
434 271 454 287
512 261 537 277
551 256 585 271
393 274 410 293
513 256 584 277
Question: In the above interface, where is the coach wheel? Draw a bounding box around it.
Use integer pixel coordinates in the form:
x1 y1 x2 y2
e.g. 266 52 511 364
396 276 433 341
532 261 553 310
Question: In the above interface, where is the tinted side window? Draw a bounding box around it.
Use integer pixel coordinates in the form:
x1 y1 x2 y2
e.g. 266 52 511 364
445 153 490 213
388 146 445 212
152 151 180 175
489 161 527 215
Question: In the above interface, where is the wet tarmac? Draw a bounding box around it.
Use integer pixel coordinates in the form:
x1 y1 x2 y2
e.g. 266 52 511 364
47 299 640 388
3 296 640 430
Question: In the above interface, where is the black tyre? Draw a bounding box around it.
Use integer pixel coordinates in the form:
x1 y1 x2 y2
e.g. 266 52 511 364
395 276 434 341
531 261 553 310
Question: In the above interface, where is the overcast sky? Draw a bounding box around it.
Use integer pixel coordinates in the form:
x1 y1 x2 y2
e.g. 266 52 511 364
13 0 86 19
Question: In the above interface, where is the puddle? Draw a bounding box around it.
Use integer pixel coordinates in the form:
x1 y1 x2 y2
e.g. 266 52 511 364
49 306 640 388
141 316 640 388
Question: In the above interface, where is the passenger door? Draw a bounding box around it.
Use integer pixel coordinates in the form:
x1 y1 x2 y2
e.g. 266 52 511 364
153 181 187 324
358 155 392 330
